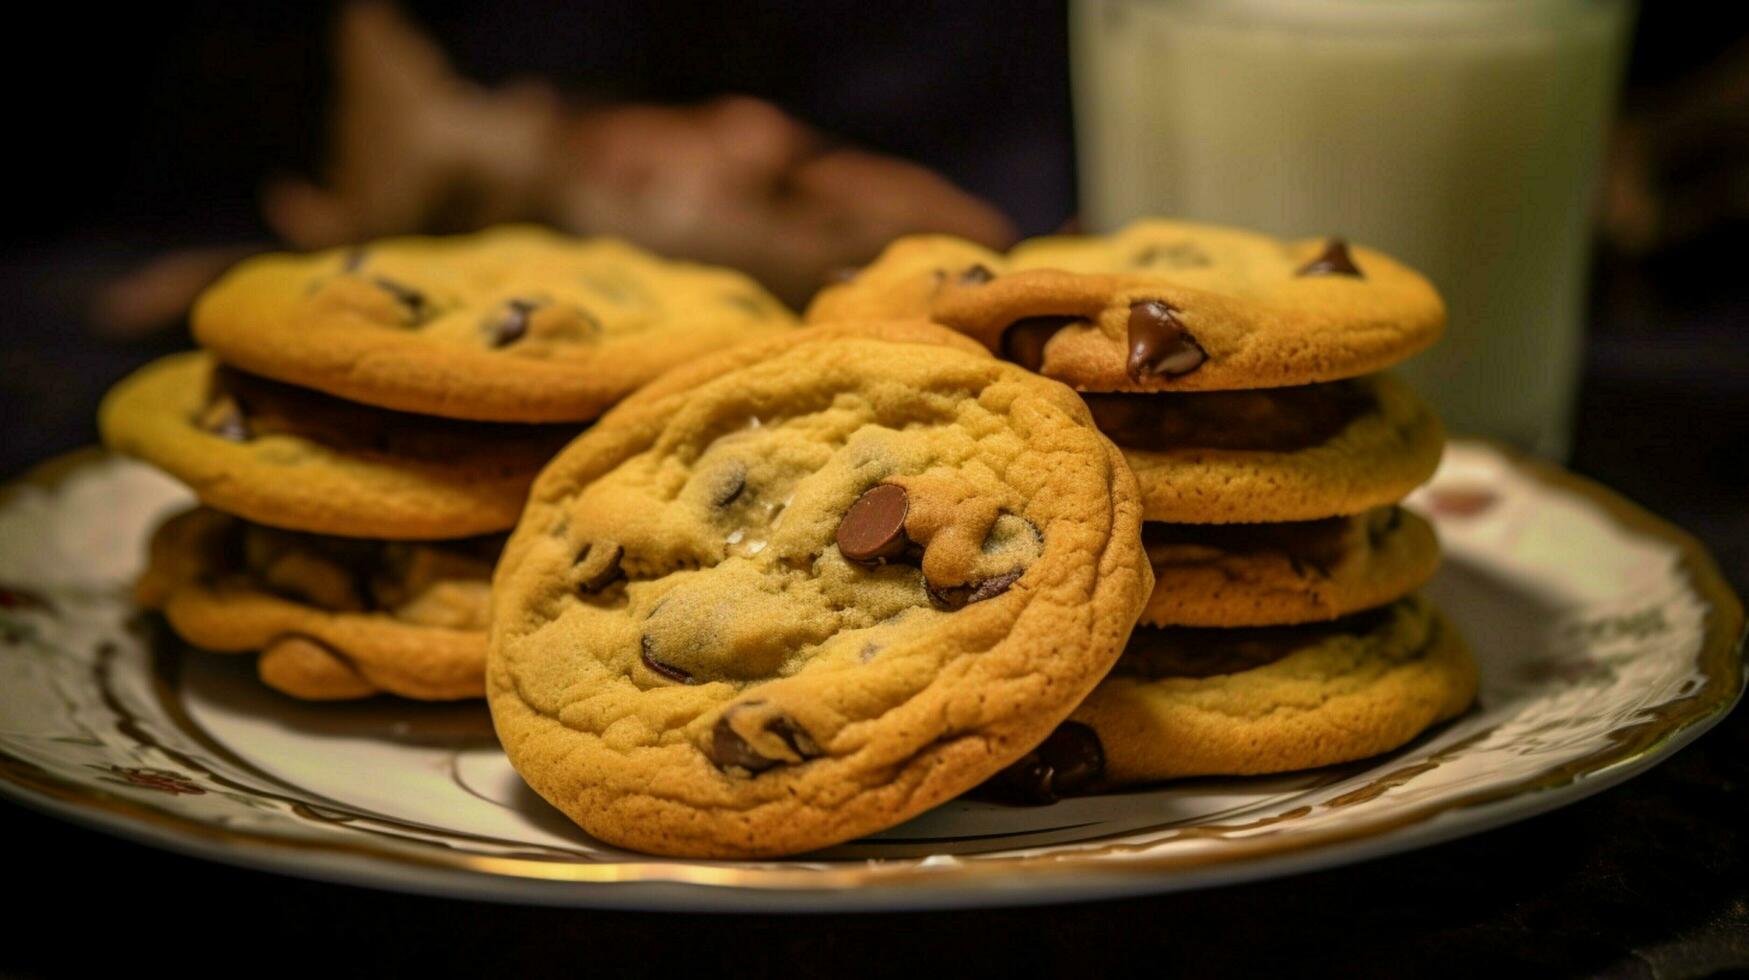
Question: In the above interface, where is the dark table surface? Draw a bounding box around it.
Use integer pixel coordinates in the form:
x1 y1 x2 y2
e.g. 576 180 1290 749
2 241 1746 979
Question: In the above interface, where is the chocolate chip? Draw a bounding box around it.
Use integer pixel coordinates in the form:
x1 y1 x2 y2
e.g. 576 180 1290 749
1000 316 1077 371
489 299 537 348
713 463 748 507
197 395 250 442
707 701 821 773
639 636 693 684
925 581 967 608
773 717 821 757
576 542 624 594
927 569 1022 610
837 484 909 564
980 722 1105 804
372 276 429 323
959 264 996 285
709 708 775 771
1296 237 1363 278
1126 300 1206 380
1037 722 1105 797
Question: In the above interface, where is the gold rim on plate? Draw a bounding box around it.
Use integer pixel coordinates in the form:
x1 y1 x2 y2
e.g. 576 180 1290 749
0 444 1741 894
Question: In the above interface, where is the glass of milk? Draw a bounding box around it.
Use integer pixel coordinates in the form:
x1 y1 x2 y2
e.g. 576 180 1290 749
1072 0 1633 458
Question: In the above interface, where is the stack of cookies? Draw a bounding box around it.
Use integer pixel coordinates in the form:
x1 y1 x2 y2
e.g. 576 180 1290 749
808 220 1477 798
100 219 1477 860
101 226 794 700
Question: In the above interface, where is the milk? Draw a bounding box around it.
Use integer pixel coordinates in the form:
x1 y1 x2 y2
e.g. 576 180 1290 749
1073 0 1632 457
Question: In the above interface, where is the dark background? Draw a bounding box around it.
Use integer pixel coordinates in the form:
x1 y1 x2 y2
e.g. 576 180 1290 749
3 3 1748 976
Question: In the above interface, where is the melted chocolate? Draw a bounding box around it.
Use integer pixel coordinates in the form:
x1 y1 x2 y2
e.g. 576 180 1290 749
1143 515 1357 574
205 366 570 464
1115 606 1396 680
926 569 1022 611
1084 380 1370 453
1000 316 1078 372
237 520 503 616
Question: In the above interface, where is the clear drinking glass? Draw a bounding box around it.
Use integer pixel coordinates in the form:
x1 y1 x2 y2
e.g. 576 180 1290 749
1072 0 1634 458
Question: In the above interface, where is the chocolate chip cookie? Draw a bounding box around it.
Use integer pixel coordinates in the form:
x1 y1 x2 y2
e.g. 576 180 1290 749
138 508 496 700
99 352 573 538
193 226 797 422
1107 373 1444 523
1013 597 1476 794
487 324 1151 857
808 219 1444 393
1142 507 1439 628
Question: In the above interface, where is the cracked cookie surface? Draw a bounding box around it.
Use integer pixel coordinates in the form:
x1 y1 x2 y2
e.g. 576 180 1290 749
1144 506 1439 628
99 352 573 538
487 322 1151 857
193 225 796 422
137 508 495 700
1060 597 1475 788
807 219 1444 392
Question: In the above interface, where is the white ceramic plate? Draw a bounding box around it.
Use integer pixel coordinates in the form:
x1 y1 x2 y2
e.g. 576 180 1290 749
0 443 1740 911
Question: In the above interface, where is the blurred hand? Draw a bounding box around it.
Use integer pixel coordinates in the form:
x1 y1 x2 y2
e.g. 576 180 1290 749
263 2 1016 306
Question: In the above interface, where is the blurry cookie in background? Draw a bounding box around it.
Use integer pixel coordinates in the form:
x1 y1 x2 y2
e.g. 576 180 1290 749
808 220 1445 392
191 227 796 422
